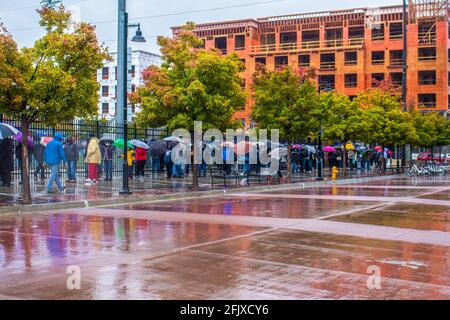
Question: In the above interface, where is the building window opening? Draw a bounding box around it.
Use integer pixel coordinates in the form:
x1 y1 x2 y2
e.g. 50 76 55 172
418 19 437 45
418 94 436 108
299 54 310 67
275 56 288 69
235 35 245 51
260 34 275 52
389 50 403 66
418 70 436 85
320 53 335 69
418 47 436 61
302 30 320 49
345 51 357 65
390 72 403 86
372 51 385 65
280 32 297 50
325 28 343 47
345 74 358 88
319 75 335 90
389 23 403 40
371 24 385 41
348 26 364 45
214 36 227 54
372 73 385 87
102 67 109 80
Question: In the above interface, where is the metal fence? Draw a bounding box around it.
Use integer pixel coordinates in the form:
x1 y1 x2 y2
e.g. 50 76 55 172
0 115 169 179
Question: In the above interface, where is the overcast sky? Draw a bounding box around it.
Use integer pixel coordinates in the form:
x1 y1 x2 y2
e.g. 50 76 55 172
1 0 399 54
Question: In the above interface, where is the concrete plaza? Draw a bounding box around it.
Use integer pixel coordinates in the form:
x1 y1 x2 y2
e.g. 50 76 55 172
0 175 449 299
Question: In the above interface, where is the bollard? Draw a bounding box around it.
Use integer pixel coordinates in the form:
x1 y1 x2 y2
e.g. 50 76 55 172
332 166 339 180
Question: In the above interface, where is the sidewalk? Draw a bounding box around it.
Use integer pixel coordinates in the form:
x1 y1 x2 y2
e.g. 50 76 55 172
0 171 402 214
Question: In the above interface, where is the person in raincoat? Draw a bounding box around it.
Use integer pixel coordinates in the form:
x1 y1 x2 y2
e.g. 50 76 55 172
64 136 79 183
33 138 46 180
119 148 135 180
85 133 101 185
101 142 115 181
135 147 147 181
44 133 66 193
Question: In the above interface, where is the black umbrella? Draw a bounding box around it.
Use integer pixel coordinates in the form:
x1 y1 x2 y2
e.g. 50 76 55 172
149 140 169 157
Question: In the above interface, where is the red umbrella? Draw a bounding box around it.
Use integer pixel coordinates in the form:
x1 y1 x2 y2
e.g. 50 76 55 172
40 136 53 146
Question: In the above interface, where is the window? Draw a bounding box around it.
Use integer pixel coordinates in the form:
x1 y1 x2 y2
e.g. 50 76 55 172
348 26 364 45
275 56 288 69
115 66 118 80
260 34 275 52
390 50 403 66
372 51 385 65
298 54 310 67
114 86 117 98
302 30 320 49
418 20 436 45
280 32 297 50
102 103 109 114
389 23 403 40
418 94 436 108
320 53 335 69
418 47 436 61
214 36 227 54
325 28 343 47
345 74 358 88
318 75 335 90
235 35 245 50
345 52 357 65
102 67 109 80
372 73 385 87
131 65 136 78
418 70 436 85
131 84 136 93
102 86 109 97
390 72 403 86
371 24 385 41
255 57 266 65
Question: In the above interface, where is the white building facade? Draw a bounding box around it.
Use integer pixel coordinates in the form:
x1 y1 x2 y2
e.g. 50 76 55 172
97 50 162 121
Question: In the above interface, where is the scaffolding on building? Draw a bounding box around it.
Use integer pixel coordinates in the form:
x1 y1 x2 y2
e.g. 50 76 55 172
410 1 449 44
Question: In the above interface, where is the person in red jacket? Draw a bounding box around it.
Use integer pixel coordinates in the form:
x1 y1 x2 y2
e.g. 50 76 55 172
135 147 147 181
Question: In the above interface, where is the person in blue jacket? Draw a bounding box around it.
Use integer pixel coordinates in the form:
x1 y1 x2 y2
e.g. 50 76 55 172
44 133 67 193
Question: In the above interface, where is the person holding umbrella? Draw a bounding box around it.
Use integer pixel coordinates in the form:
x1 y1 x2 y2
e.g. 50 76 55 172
85 133 101 185
0 137 14 187
33 136 46 181
135 146 147 181
44 133 66 194
64 136 78 183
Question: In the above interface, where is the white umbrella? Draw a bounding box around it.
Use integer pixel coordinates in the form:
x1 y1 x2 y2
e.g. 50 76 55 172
269 147 288 160
0 123 19 139
130 139 150 150
163 136 182 143
304 145 316 154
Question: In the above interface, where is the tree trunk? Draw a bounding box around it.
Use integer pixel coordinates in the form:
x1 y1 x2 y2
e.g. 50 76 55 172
287 141 292 183
21 117 32 205
192 156 199 191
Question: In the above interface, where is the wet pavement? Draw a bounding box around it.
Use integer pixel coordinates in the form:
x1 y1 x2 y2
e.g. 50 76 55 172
0 176 449 300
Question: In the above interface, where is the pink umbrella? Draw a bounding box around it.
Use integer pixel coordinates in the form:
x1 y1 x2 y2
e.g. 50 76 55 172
323 146 336 153
292 144 302 149
40 136 53 146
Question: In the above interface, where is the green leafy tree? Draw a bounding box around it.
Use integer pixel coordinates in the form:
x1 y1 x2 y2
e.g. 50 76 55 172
411 111 450 156
356 89 417 170
0 5 109 204
133 23 246 188
251 65 318 182
319 93 364 174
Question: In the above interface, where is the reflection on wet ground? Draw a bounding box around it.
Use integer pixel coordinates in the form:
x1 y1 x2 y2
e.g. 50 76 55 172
0 176 449 299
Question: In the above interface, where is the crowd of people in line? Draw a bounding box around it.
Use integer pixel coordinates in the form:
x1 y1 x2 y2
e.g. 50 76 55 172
0 131 394 193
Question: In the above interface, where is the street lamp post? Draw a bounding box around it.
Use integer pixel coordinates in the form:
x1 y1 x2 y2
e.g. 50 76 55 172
399 0 408 174
316 84 331 181
118 0 145 195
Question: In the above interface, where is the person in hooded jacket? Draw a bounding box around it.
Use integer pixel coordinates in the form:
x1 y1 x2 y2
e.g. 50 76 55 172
44 133 66 193
64 136 79 183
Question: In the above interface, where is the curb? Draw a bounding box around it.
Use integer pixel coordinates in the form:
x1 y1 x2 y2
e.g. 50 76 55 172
0 174 403 215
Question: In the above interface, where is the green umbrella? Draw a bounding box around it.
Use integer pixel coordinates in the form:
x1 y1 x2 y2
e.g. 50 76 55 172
113 138 134 149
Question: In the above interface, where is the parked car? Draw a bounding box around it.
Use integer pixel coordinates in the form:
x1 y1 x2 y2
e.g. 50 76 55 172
416 153 448 162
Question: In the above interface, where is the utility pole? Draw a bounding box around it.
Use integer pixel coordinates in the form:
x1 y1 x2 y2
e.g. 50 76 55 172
401 0 409 172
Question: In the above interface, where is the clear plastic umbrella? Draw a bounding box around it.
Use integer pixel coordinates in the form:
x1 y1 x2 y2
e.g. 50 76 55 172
0 123 19 139
130 139 150 149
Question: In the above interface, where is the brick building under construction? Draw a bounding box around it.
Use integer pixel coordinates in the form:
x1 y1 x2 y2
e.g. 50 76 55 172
172 1 450 127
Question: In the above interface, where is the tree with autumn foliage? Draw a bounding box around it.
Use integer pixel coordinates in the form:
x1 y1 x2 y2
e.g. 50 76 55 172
133 23 246 189
0 4 109 204
251 65 319 182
